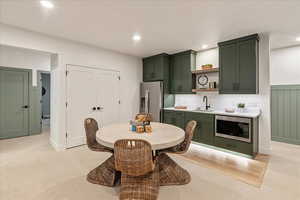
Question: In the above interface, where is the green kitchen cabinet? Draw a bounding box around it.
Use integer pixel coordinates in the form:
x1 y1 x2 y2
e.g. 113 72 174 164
170 50 196 94
163 109 258 157
218 34 259 94
185 112 215 145
163 110 185 129
214 137 253 156
143 53 170 92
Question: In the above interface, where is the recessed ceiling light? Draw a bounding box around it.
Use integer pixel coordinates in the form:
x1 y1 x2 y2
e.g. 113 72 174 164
132 34 141 42
202 44 208 49
296 37 300 42
40 0 54 9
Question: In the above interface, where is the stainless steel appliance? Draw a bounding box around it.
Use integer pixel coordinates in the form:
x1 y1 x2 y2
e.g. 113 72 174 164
215 115 252 143
140 82 163 122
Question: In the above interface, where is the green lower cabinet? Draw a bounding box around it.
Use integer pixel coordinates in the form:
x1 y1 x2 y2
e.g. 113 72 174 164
163 110 185 129
185 112 215 145
163 109 256 157
214 136 253 156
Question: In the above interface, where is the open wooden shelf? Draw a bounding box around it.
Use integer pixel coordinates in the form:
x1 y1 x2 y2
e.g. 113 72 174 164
192 88 219 92
192 68 219 74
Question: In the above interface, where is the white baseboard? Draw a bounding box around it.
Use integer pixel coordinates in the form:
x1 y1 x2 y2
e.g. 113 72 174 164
66 136 86 149
50 137 65 151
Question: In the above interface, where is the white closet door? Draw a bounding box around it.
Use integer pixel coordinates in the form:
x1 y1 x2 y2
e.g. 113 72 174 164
94 70 120 127
66 66 98 148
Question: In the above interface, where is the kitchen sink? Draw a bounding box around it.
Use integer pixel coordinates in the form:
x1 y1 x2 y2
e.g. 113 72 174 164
192 108 214 112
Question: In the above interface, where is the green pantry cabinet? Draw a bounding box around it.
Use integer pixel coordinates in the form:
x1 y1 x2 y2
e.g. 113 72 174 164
218 34 259 94
163 110 256 156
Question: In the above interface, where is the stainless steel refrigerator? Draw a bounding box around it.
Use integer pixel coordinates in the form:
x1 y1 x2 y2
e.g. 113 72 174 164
140 82 163 122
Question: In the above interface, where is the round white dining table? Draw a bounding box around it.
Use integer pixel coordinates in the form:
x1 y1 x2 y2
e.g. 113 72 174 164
96 122 185 151
89 122 191 190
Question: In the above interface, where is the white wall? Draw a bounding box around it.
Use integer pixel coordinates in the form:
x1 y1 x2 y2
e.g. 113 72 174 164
0 45 51 85
270 45 300 85
0 23 142 150
175 34 271 154
196 48 219 69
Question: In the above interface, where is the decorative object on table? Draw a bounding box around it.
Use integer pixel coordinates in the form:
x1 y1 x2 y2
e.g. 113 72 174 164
145 125 152 133
237 103 246 112
130 113 153 133
84 118 119 187
136 125 145 133
114 139 159 200
157 120 197 186
197 74 209 87
209 81 217 89
201 64 213 70
135 113 152 122
174 106 188 110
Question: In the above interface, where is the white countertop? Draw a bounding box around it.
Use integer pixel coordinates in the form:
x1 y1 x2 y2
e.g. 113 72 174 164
163 107 261 118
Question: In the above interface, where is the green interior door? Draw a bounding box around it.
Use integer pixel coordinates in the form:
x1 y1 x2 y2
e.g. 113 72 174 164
0 69 30 139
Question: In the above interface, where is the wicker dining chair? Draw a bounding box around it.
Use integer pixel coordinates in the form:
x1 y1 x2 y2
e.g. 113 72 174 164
114 139 159 200
158 120 197 186
84 118 119 187
158 120 197 155
84 118 113 153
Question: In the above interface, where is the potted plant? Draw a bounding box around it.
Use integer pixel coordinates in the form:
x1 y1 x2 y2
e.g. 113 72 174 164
237 103 246 112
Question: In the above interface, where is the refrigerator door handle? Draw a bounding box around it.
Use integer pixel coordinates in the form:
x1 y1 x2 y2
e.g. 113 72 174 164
145 89 149 113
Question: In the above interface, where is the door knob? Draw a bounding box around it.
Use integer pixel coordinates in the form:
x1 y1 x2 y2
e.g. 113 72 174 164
97 106 104 110
22 105 29 109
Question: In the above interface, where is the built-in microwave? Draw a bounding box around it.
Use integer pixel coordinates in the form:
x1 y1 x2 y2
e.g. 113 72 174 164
215 115 252 143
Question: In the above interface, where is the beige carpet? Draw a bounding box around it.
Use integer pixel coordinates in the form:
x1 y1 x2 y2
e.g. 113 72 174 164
178 144 269 187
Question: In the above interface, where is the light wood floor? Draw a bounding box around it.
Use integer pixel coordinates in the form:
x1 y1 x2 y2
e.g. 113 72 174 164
178 144 270 187
2 132 300 200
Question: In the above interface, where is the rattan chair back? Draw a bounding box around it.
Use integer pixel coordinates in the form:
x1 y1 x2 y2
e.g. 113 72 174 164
84 118 99 149
178 120 197 153
114 139 154 176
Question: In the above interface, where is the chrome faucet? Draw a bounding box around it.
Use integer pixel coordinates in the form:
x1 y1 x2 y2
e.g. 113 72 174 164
203 96 210 110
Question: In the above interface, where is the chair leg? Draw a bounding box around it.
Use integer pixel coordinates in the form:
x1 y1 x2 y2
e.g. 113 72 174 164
120 164 159 200
87 155 120 187
158 153 191 186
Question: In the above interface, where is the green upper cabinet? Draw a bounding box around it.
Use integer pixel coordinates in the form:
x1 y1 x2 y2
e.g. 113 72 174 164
218 34 259 94
143 53 170 92
170 50 196 94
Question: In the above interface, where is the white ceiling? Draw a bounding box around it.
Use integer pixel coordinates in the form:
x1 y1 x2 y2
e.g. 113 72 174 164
1 0 300 57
